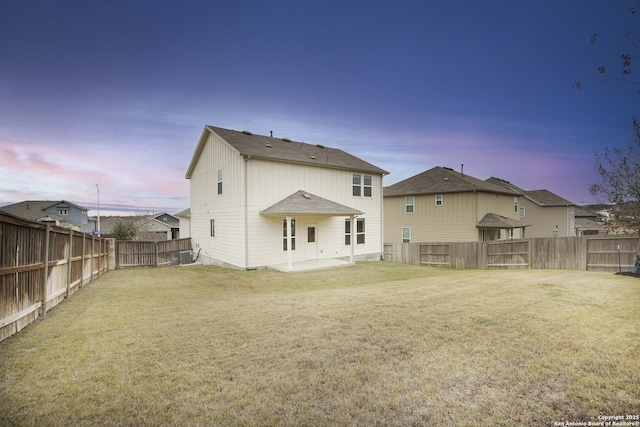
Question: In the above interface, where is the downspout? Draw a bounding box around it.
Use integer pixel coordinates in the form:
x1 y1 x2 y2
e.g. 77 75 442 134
244 155 250 269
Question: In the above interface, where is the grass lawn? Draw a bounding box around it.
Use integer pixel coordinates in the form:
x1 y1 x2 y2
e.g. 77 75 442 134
0 263 639 426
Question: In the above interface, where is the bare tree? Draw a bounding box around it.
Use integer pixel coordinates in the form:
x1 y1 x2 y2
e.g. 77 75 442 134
574 3 640 91
590 117 640 234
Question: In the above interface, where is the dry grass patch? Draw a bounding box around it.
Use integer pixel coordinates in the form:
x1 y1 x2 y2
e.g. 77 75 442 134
0 263 639 426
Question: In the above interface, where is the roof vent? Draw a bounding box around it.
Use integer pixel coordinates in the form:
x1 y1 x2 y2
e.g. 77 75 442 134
443 177 449 181
242 130 252 135
266 143 272 148
310 155 316 160
316 144 325 148
282 138 291 142
302 193 311 199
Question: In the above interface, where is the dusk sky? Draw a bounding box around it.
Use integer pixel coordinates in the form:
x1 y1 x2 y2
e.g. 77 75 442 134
1 1 637 216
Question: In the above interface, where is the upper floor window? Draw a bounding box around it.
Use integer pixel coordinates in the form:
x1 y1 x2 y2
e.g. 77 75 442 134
520 207 526 217
514 197 519 213
405 196 415 213
217 169 223 195
352 174 372 197
435 194 443 206
58 208 69 216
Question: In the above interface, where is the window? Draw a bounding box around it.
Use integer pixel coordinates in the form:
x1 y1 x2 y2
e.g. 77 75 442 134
402 227 411 243
435 194 443 206
405 196 414 213
352 174 361 196
283 219 296 251
345 219 351 245
520 207 526 217
363 175 372 197
210 219 215 237
356 218 365 244
352 174 372 197
58 208 69 216
217 169 223 195
514 197 519 214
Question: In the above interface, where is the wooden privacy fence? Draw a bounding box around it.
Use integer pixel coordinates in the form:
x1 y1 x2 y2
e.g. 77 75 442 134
115 238 192 268
384 235 640 271
0 213 108 342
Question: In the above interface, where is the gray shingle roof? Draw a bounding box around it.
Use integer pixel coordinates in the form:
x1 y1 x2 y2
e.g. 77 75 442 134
0 200 88 222
186 126 389 178
260 190 363 216
384 167 522 197
476 213 530 229
486 177 575 207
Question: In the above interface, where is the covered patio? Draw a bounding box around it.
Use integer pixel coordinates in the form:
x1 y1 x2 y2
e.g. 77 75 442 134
260 190 362 272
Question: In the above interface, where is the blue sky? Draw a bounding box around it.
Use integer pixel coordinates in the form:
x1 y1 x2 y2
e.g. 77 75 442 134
0 0 637 215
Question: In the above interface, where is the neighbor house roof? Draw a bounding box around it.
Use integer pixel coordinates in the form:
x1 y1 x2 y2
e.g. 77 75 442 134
486 177 575 207
185 126 389 178
384 167 522 197
476 213 530 229
260 190 363 217
0 200 88 222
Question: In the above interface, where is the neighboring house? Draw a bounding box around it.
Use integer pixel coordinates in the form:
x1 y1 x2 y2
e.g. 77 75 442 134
175 208 191 238
574 207 606 236
185 126 389 270
486 178 576 238
98 212 180 241
0 200 95 233
384 167 527 243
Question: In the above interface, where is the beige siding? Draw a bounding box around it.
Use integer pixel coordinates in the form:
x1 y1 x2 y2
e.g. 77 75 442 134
384 192 524 243
245 159 383 267
520 201 575 238
189 138 385 269
189 132 247 268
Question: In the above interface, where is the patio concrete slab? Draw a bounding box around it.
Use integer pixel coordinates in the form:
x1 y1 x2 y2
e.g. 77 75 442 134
269 258 354 272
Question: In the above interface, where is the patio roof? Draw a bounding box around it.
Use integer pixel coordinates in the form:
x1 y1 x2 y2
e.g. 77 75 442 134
476 213 530 229
260 190 363 217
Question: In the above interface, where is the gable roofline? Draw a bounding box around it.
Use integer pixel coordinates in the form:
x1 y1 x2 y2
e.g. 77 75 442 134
0 200 88 222
384 166 522 197
260 190 363 217
186 126 389 179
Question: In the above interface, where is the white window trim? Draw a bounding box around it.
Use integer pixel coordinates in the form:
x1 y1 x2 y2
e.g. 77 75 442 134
402 227 411 243
435 194 443 206
405 196 415 214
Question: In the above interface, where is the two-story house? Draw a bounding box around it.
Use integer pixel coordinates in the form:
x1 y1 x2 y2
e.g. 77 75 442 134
384 167 527 243
0 200 95 233
185 126 389 271
486 177 576 238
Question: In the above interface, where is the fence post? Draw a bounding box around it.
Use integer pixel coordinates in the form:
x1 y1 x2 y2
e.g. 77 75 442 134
155 241 159 267
81 233 86 287
90 236 94 283
41 224 50 317
66 230 73 298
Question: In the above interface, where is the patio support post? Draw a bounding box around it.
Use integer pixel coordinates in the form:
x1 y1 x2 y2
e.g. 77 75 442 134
286 216 292 272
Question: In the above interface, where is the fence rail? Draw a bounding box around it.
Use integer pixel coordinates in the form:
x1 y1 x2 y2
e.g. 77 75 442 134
1 213 108 342
115 238 193 268
384 235 639 271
